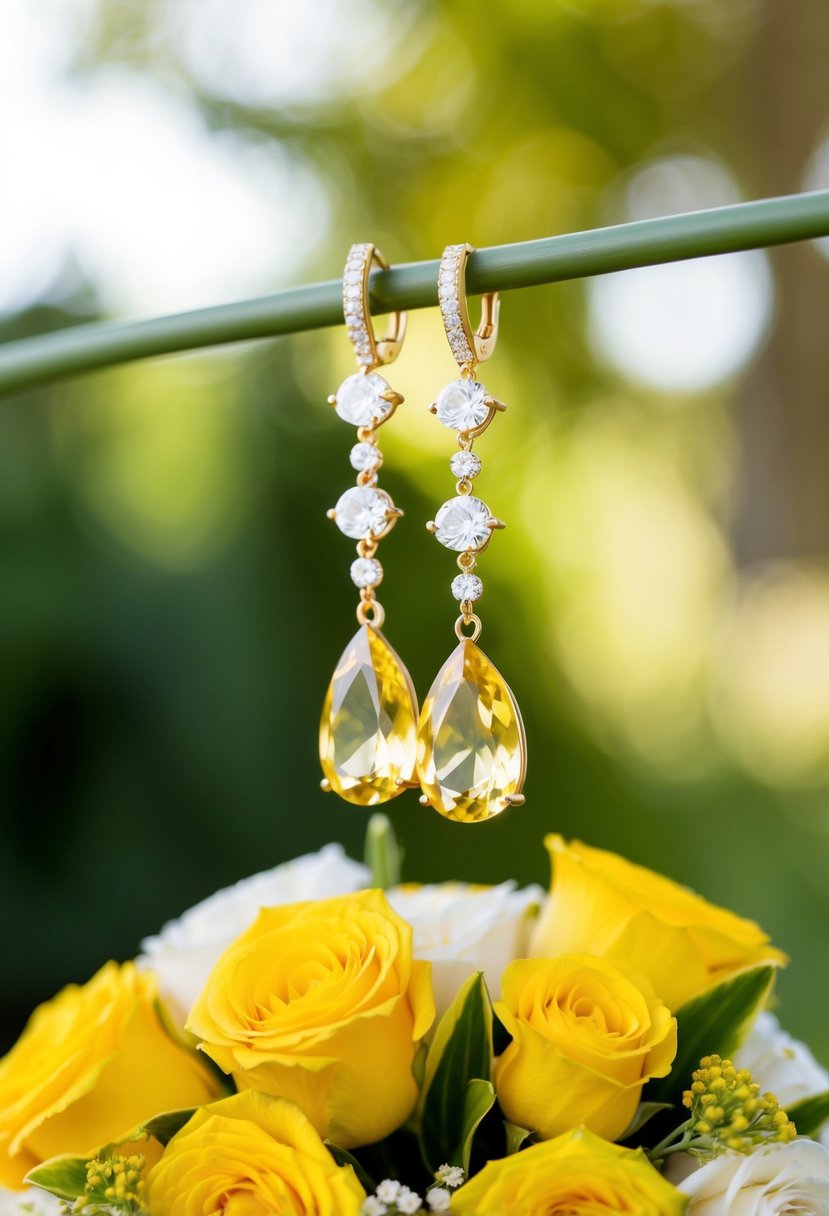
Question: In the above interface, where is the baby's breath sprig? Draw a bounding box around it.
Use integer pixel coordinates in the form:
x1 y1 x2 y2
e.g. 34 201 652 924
426 1164 465 1212
63 1153 148 1215
648 1054 797 1166
359 1166 466 1216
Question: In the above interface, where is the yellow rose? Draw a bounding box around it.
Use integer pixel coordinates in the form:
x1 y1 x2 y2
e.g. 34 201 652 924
531 836 787 1010
187 889 435 1149
146 1090 365 1216
494 954 676 1141
451 1126 687 1215
0 961 221 1189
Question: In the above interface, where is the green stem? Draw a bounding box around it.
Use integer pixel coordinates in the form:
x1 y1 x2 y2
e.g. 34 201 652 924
649 1137 698 1162
364 813 402 889
1 189 829 395
647 1119 694 1163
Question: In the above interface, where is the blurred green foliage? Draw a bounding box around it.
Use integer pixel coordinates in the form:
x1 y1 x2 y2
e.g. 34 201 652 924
2 0 829 1065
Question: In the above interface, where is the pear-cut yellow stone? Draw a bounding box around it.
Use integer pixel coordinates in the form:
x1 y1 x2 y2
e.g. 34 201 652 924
320 625 418 806
416 639 526 823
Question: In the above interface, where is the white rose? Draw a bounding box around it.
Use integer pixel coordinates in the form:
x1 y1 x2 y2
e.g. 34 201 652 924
736 1012 829 1110
671 1141 829 1214
138 843 370 1023
0 1187 62 1214
386 881 542 1016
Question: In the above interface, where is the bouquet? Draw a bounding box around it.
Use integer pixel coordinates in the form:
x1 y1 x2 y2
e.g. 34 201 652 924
2 818 828 1215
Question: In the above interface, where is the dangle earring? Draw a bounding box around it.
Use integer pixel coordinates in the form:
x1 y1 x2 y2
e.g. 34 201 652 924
416 243 527 823
319 243 419 806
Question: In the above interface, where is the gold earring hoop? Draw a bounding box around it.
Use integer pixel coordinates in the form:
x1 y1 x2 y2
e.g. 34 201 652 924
319 244 419 806
416 242 527 824
344 243 407 370
440 240 500 372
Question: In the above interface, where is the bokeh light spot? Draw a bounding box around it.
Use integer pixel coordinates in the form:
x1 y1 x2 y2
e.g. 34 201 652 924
589 155 773 393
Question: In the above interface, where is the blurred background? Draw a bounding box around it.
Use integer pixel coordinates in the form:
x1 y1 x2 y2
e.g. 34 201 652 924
2 0 829 1058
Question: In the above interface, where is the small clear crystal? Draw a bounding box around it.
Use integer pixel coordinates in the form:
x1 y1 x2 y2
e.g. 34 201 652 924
351 557 383 588
350 442 382 472
450 451 482 480
433 496 492 551
451 573 483 602
435 380 489 431
334 373 389 425
333 486 394 539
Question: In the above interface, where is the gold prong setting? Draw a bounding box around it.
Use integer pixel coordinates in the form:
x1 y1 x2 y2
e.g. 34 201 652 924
434 379 492 432
330 485 401 543
334 372 396 427
432 495 498 553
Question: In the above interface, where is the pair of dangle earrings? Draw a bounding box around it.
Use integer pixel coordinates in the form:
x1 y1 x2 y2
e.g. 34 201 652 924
319 242 526 824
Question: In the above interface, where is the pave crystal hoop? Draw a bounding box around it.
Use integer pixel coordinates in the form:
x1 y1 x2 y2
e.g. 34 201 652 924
415 243 527 824
318 244 419 806
342 242 407 369
438 241 500 371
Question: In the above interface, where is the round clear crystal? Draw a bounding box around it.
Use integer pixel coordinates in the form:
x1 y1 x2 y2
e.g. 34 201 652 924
333 487 393 539
433 496 492 551
435 380 489 431
351 557 383 588
349 442 382 472
451 573 483 602
450 450 482 480
334 373 389 426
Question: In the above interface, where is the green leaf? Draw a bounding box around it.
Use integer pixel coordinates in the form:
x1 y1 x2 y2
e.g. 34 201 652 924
419 973 493 1174
364 814 402 889
325 1141 376 1194
504 1121 534 1154
26 1155 89 1202
412 1040 428 1089
457 1079 496 1172
646 965 776 1105
619 1101 674 1141
142 1107 198 1145
25 1106 201 1202
787 1091 829 1138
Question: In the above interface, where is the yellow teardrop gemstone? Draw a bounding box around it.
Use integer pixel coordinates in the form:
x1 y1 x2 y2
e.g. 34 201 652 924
416 639 526 823
320 625 418 806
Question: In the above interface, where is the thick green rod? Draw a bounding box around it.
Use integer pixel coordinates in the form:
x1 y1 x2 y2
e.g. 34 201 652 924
2 189 829 395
